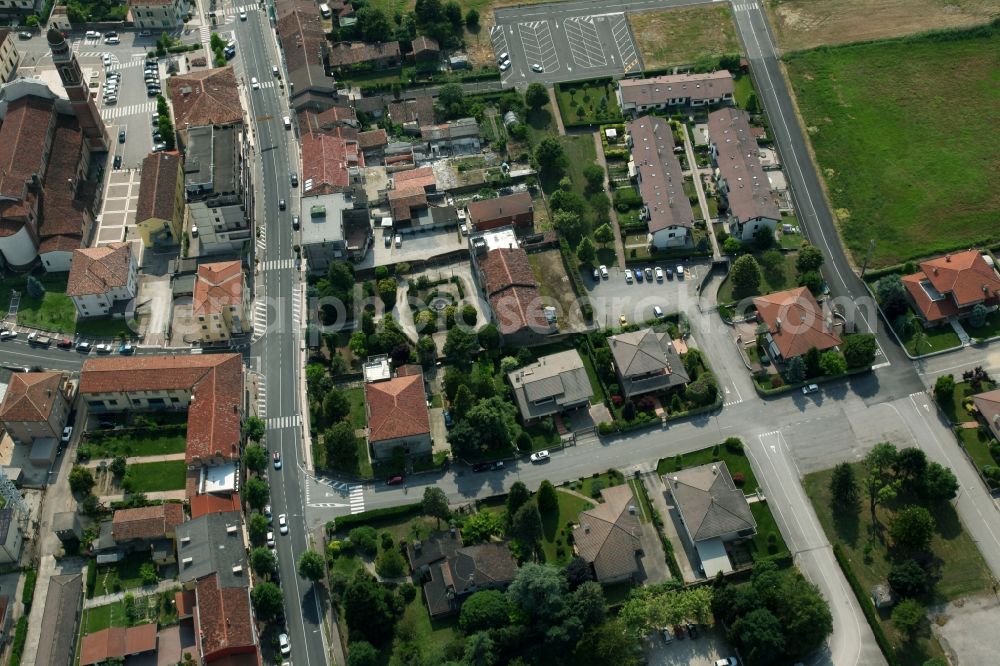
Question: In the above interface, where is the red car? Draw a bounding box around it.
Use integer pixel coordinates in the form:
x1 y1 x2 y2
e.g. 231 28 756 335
57 338 73 349
386 475 404 486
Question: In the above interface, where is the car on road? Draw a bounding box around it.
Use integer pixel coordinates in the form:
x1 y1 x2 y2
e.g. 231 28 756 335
76 341 91 352
599 264 609 279
118 129 126 143
273 451 281 469
61 426 73 443
119 343 134 354
676 264 684 279
653 305 664 319
0 330 16 340
291 215 299 230
104 31 117 38
460 223 468 236
529 450 550 463
278 633 291 656
266 531 275 547
278 513 288 534
278 199 286 210
472 462 489 473
490 461 504 471
386 475 404 485
624 269 633 283
531 63 543 72
139 30 152 36
86 30 100 38
18 31 31 40
102 54 111 66
104 36 119 45
250 77 259 90
802 383 820 395
655 266 664 281
272 65 280 77
239 9 247 19
290 172 298 186
443 410 453 428
95 343 112 354
57 338 73 349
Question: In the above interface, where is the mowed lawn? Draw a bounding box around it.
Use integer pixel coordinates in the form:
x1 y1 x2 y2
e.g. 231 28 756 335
629 5 739 70
124 460 187 493
785 29 1000 268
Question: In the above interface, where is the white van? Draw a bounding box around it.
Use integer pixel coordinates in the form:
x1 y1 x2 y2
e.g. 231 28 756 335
283 116 291 129
319 3 331 17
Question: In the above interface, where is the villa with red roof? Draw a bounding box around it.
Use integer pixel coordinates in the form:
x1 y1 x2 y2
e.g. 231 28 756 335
901 249 1000 325
364 365 431 461
754 287 842 362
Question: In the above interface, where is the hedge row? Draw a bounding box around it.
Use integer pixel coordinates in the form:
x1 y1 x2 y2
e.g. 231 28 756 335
753 366 872 397
649 507 683 580
8 616 27 666
557 239 594 321
331 502 423 533
21 571 36 610
86 559 97 597
831 543 900 666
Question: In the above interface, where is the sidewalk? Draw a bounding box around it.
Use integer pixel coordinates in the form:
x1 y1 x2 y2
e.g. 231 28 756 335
547 86 566 136
99 490 187 503
643 472 696 582
84 578 179 609
681 124 720 260
83 452 186 469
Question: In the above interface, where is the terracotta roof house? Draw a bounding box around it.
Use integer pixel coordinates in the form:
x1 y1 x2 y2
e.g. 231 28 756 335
393 165 436 192
608 328 690 398
136 151 184 247
387 96 435 132
0 371 71 443
357 128 388 152
298 105 359 135
901 249 1000 325
193 261 249 342
65 242 138 319
665 461 756 577
111 503 185 565
79 624 158 666
301 133 362 196
364 370 431 460
627 116 694 250
410 35 440 62
466 192 534 232
193 573 258 662
79 354 243 469
508 350 592 422
34 573 83 666
388 187 428 223
708 107 780 241
973 389 1000 441
753 287 842 361
328 41 401 70
168 67 243 133
475 246 553 345
277 4 337 111
617 70 733 115
572 485 642 583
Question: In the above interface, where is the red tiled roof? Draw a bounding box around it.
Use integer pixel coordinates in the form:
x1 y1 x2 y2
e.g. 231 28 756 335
902 272 959 322
0 96 52 199
917 250 1000 309
189 491 242 519
328 41 400 67
66 242 132 296
112 503 184 542
193 261 244 317
365 373 430 442
79 624 157 666
175 590 196 618
393 166 435 191
0 372 64 422
194 574 257 660
479 248 536 296
357 128 388 150
136 152 181 223
168 67 243 129
466 191 533 228
301 133 361 195
388 187 427 222
39 115 88 243
79 354 243 466
489 285 549 336
387 97 435 125
754 287 841 358
974 389 1000 440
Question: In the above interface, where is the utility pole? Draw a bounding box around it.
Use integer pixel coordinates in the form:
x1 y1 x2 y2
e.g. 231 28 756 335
860 238 876 279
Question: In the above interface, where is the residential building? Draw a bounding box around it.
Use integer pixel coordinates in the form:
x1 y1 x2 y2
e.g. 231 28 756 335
466 191 534 232
608 328 690 398
901 249 1000 325
665 461 756 576
627 116 693 249
0 509 23 564
0 371 70 443
192 261 249 341
184 125 253 255
0 0 43 20
357 128 389 156
136 151 184 247
405 533 518 617
298 105 359 136
34 573 83 666
410 36 440 62
301 132 364 196
507 350 592 422
193 574 258 663
708 107 780 241
365 366 431 461
617 70 733 115
65 242 138 319
387 96 435 134
419 117 480 155
301 201 370 273
328 41 401 71
168 67 243 136
80 624 158 666
572 485 642 583
176 511 247 588
974 389 1000 441
277 1 338 112
128 0 188 30
111 503 185 564
79 353 244 469
472 237 553 346
753 286 842 362
0 30 20 84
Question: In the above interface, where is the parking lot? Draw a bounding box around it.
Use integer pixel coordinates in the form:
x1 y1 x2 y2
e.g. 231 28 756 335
493 3 643 87
359 227 467 269
586 260 704 328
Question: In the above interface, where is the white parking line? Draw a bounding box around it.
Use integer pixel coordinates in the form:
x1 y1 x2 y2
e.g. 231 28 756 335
564 16 606 68
517 20 560 72
610 14 640 73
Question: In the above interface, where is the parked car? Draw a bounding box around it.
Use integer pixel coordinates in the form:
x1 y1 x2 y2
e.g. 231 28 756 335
96 343 112 354
653 305 664 319
291 216 300 230
266 531 275 547
272 65 280 77
714 659 738 666
676 264 684 279
278 514 288 534
250 77 259 90
665 266 674 280
76 341 91 352
443 410 453 428
386 475 404 485
644 267 653 281
599 265 609 279
273 451 281 469
490 461 504 471
394 234 402 248
687 623 699 639
0 330 16 340
593 267 600 281
655 266 664 281
499 61 510 72
264 504 272 519
118 129 126 143
119 343 134 354
278 633 291 656
497 52 508 63
18 31 32 39
290 172 298 186
61 426 73 443
104 36 120 45
86 30 100 38
57 338 73 349
529 450 550 463
472 463 489 473
802 383 820 395
531 63 543 72
624 269 633 283
661 627 673 644
619 314 627 326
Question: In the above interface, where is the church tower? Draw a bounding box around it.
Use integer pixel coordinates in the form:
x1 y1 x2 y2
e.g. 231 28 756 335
47 28 109 152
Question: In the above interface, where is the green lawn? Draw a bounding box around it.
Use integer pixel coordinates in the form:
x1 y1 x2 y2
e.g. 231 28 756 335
785 30 1000 268
0 274 76 333
91 552 156 598
123 460 186 493
957 427 998 488
525 105 559 145
657 443 759 492
964 310 1000 341
733 74 755 109
627 478 652 523
76 317 139 339
566 470 625 501
344 387 367 430
82 601 125 634
541 490 594 565
747 501 790 561
579 350 607 405
525 422 561 451
717 251 800 303
399 587 460 656
940 381 985 424
550 134 599 206
82 428 187 459
555 80 623 127
894 315 962 356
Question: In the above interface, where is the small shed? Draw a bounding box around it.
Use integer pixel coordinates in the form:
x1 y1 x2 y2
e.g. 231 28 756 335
449 54 470 70
503 111 519 128
870 583 895 609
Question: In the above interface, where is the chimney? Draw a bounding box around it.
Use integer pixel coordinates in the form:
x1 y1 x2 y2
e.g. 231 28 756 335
775 318 781 332
712 465 718 474
583 523 590 533
945 254 951 262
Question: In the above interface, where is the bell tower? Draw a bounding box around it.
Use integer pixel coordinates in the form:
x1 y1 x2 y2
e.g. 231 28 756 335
47 28 109 152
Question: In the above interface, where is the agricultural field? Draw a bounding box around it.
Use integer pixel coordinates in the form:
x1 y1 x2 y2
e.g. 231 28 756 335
629 5 740 70
786 27 1000 268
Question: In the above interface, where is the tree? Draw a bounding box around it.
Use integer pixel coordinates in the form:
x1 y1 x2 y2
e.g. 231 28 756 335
568 581 607 628
731 254 761 296
140 561 157 586
447 396 518 455
322 389 351 425
417 334 437 367
564 556 594 590
477 324 501 352
376 278 397 309
537 480 558 513
553 210 588 247
594 223 614 247
922 462 958 502
452 384 474 420
934 373 955 407
573 621 642 666
245 476 270 511
875 274 908 317
731 608 785 666
297 550 326 582
376 547 406 578
110 455 127 478
796 244 825 273
349 331 367 358
343 571 400 645
802 346 822 378
465 7 479 27
842 333 878 369
243 415 266 442
785 356 806 384
550 189 587 217
723 236 742 254
506 562 567 621
361 311 376 337
422 487 450 529
510 502 542 556
506 481 530 516
969 303 988 329
462 511 503 545
535 136 566 172
244 443 267 473
347 641 380 666
251 582 284 622
891 505 935 551
864 441 899 523
349 526 378 557
464 631 498 666
773 571 833 658
797 270 824 296
583 164 605 192
576 237 597 265
443 326 477 368
248 513 269 544
437 83 465 117
819 350 847 376
250 547 277 576
752 225 774 251
356 6 392 42
460 589 511 633
324 422 359 472
888 559 929 598
894 447 927 481
891 598 925 640
524 82 548 110
829 463 859 515
69 465 95 494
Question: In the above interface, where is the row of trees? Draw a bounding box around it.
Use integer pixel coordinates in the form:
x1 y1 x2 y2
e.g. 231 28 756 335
729 241 826 299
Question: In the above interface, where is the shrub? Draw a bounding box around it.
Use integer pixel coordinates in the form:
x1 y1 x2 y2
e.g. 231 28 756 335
348 526 379 557
770 375 784 388
732 472 745 486
725 437 744 453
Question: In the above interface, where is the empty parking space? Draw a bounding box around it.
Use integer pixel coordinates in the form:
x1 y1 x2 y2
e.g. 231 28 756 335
610 14 640 74
564 17 606 68
517 20 560 73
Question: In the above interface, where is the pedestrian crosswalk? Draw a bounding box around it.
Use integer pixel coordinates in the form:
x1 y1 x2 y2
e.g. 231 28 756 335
732 2 758 11
200 25 212 44
101 101 157 120
253 299 268 332
349 485 365 514
267 414 302 429
107 59 148 72
260 259 296 271
256 376 267 417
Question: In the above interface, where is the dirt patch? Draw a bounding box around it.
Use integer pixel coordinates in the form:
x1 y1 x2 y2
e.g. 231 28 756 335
525 250 586 332
765 0 999 51
628 5 740 70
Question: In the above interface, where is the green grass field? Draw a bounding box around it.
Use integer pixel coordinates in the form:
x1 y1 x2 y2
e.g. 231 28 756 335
83 429 187 459
716 252 800 304
344 387 367 430
555 80 623 127
542 490 593 565
123 460 186 493
894 314 962 356
91 553 156 598
747 501 790 561
785 28 1000 268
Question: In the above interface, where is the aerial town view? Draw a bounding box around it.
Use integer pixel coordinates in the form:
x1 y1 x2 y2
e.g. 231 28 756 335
0 0 997 663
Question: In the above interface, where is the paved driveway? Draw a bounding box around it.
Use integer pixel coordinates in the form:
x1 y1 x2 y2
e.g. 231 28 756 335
360 227 466 269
